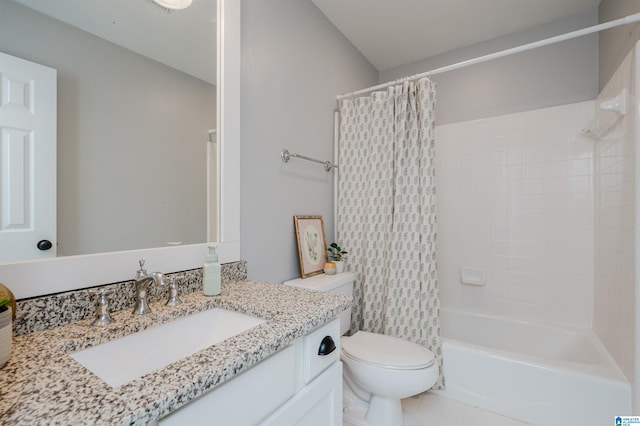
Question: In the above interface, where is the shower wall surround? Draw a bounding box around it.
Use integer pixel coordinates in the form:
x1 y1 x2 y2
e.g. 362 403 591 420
435 101 595 328
593 46 636 391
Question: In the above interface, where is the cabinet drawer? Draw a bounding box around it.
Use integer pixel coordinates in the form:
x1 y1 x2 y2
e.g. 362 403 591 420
303 318 340 383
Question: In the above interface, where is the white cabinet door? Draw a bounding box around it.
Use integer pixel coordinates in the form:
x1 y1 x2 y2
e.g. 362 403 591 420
260 362 343 426
0 52 56 262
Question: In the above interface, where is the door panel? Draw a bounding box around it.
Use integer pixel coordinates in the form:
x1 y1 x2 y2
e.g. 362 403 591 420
0 52 56 262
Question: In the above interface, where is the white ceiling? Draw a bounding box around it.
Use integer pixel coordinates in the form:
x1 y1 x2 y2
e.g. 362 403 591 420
12 0 217 84
13 0 602 82
311 0 601 71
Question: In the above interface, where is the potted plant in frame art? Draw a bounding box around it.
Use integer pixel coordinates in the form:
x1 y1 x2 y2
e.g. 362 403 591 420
326 242 348 273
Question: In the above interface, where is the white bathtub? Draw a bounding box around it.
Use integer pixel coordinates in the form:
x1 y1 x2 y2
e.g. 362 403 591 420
432 309 631 426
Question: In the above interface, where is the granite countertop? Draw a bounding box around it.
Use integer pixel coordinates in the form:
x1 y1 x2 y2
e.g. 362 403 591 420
0 280 351 425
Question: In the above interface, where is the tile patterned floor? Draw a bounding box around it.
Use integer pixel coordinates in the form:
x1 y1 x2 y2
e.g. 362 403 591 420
401 392 532 426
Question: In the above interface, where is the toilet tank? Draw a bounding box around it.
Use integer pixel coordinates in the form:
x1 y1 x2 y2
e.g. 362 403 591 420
283 272 354 335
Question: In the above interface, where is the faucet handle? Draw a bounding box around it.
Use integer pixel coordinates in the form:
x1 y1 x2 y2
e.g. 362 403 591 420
88 287 115 326
135 259 147 279
88 286 114 298
165 277 182 307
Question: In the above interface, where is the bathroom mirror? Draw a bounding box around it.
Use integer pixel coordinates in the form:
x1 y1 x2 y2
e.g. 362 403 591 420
0 0 217 261
0 0 241 299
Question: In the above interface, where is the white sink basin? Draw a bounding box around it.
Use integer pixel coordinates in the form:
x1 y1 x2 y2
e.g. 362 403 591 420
70 308 265 387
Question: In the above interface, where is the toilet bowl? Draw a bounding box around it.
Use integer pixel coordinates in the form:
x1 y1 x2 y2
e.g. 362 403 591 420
341 330 438 425
284 272 439 426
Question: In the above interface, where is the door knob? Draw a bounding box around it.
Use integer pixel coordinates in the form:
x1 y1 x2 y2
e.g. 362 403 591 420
37 240 53 251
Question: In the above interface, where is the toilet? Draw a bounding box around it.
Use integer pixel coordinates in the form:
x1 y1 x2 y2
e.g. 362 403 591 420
284 272 439 426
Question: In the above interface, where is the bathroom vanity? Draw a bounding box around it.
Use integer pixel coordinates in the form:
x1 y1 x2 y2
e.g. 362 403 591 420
0 280 351 425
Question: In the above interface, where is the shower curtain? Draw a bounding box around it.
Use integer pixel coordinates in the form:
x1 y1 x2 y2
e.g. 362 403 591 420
337 77 443 388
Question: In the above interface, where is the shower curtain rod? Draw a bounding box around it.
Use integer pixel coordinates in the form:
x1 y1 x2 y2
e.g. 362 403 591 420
337 12 640 101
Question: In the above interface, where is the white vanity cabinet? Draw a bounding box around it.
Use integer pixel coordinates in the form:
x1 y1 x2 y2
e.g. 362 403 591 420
158 318 342 425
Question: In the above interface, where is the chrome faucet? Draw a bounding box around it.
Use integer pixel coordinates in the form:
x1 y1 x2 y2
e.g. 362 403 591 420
132 260 167 315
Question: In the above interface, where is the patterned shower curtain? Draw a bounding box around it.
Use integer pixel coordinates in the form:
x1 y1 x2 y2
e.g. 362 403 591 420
337 77 443 389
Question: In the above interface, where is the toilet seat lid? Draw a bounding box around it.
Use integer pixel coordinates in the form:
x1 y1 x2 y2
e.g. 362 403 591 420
341 331 435 370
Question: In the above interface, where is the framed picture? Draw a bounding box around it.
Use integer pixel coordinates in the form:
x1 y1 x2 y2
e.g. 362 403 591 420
293 215 327 278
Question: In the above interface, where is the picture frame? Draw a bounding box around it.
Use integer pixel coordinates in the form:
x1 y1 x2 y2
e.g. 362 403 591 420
293 215 327 278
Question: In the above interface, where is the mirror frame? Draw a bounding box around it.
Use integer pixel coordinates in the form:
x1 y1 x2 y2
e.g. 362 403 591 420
1 0 241 300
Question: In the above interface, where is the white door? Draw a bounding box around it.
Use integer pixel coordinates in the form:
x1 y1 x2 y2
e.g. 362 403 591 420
0 52 56 263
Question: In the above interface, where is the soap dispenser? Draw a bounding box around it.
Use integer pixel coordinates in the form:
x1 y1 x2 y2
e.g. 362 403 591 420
203 245 221 296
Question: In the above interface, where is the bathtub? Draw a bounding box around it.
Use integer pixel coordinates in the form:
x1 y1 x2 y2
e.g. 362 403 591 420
432 309 631 426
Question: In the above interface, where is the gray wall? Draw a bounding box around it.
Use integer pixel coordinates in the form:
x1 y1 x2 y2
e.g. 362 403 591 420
380 10 599 125
0 1 216 256
240 0 378 283
599 0 640 90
